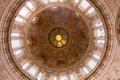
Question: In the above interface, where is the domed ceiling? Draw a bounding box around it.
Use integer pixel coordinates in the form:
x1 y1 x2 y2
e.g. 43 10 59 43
27 7 90 69
8 0 108 79
1 0 117 80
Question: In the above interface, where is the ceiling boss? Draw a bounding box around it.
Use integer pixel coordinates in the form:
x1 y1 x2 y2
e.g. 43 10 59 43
48 27 69 48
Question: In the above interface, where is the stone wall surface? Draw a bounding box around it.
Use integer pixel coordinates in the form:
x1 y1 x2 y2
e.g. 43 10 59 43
0 0 15 80
0 0 10 19
99 1 120 80
100 45 120 80
104 0 120 18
